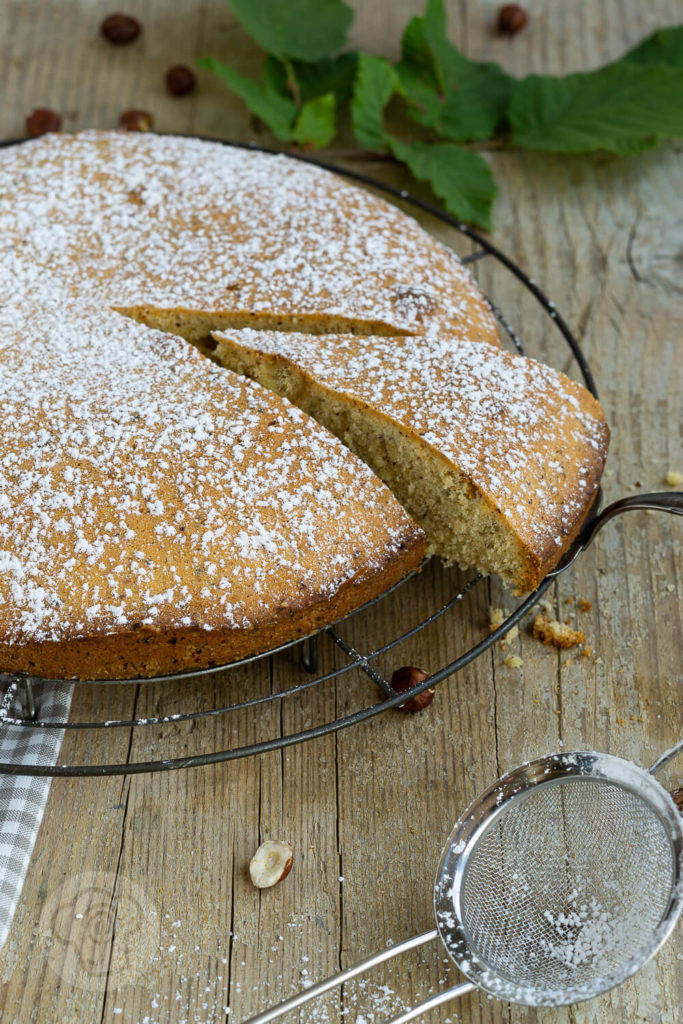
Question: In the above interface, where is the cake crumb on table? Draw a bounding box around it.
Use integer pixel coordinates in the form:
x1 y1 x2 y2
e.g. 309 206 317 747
489 606 504 630
503 654 523 668
664 469 683 486
533 612 586 649
501 624 519 646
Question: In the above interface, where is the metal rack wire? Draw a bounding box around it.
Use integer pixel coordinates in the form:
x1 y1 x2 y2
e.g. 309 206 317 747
0 140 597 776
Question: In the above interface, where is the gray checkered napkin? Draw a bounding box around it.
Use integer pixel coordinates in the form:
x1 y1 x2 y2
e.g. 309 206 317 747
0 681 73 951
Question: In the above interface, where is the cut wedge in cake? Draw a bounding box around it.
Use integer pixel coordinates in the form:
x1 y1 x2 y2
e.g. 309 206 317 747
211 329 609 592
0 131 608 679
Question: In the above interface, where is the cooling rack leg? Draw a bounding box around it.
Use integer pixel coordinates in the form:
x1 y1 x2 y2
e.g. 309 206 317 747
18 678 36 721
325 627 395 698
301 635 319 674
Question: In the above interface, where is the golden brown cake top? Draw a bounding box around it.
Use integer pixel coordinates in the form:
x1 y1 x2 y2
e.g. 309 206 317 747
0 131 499 342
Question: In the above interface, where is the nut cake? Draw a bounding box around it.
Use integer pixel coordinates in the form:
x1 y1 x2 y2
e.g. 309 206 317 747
0 131 606 679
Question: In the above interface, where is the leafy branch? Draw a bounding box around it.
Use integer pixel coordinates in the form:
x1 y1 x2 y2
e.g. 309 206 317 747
199 0 683 230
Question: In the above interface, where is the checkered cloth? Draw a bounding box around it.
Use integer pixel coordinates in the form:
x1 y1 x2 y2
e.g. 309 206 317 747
0 680 73 951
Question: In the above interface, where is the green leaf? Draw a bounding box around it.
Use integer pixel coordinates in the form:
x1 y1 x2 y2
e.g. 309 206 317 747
388 138 496 230
292 53 358 105
397 0 514 142
424 63 514 142
404 0 452 92
622 25 683 67
400 8 434 72
265 53 358 106
292 93 337 148
509 63 683 153
198 58 296 140
350 54 399 151
223 0 353 61
262 55 290 98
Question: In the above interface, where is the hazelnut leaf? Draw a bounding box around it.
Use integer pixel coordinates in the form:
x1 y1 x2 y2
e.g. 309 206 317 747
288 53 358 106
350 53 399 152
292 93 337 149
397 0 514 142
222 0 353 62
263 53 357 109
198 58 297 141
388 138 496 231
509 64 683 153
622 25 683 68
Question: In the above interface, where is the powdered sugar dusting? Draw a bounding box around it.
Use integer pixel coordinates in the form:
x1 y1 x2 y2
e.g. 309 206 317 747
0 294 419 646
0 131 519 656
216 329 608 554
0 131 498 339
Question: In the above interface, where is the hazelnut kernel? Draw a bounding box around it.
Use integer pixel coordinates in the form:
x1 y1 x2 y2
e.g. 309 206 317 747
165 65 197 97
498 4 528 34
25 108 62 138
101 13 141 45
249 840 293 888
118 109 154 132
390 666 435 713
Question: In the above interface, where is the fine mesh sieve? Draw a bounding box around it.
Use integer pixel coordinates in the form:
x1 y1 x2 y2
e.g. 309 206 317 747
434 749 682 1011
244 742 682 1024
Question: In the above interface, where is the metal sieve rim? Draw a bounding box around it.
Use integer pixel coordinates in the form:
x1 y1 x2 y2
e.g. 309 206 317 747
433 750 683 1007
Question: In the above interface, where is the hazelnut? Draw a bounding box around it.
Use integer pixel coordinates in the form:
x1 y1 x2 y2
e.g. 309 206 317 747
25 108 62 138
497 4 528 34
672 788 683 813
101 13 141 45
249 840 293 888
390 666 435 713
165 65 197 97
118 109 154 132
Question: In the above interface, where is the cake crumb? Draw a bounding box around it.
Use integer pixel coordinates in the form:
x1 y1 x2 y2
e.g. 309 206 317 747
664 470 683 486
503 654 523 668
501 624 519 646
578 598 592 612
533 612 585 649
489 606 504 631
582 645 592 658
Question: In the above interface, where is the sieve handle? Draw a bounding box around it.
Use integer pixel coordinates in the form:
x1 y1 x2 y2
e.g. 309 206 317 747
383 981 477 1024
648 738 683 778
241 929 439 1024
547 490 683 577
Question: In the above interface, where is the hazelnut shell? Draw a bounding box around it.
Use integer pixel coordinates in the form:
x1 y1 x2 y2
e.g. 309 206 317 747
390 666 435 713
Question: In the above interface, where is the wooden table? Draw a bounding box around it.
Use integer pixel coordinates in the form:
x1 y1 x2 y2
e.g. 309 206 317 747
0 2 681 1022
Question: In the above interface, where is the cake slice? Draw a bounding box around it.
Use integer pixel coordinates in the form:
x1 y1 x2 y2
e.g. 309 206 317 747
211 329 609 592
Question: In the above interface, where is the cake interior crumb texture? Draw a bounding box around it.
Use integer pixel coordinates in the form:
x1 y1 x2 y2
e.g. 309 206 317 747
213 332 529 585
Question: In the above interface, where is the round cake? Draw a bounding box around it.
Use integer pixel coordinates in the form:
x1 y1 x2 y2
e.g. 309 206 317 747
0 131 606 680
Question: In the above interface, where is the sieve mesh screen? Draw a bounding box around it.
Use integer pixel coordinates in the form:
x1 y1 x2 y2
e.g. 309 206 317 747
460 778 674 994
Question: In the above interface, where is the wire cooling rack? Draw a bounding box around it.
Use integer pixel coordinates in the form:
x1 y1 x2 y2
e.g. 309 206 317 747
0 140 599 776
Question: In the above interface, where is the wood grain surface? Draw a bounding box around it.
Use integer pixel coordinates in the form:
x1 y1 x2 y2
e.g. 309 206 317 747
0 2 681 1023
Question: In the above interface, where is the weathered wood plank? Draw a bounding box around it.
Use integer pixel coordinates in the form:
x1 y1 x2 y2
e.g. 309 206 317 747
0 2 680 1023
